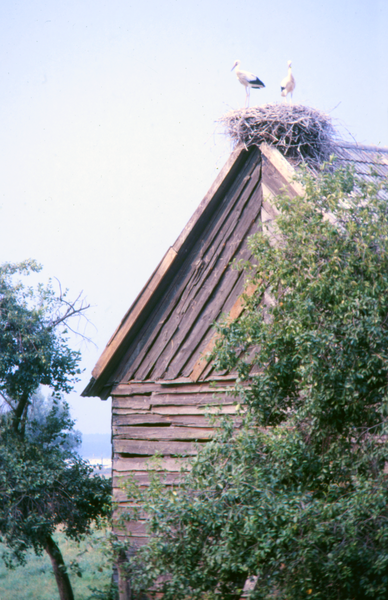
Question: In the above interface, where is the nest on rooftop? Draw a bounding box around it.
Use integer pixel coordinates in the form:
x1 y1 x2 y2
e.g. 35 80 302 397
220 104 338 170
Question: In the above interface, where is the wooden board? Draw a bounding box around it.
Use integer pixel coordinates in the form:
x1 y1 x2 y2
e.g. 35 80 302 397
150 392 235 406
113 439 198 455
112 392 236 407
112 397 152 409
113 456 189 472
111 379 236 396
112 407 150 415
113 426 214 441
113 414 219 427
114 472 181 487
150 404 238 415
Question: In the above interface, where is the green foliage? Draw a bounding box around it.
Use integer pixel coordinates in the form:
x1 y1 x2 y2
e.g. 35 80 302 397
0 394 111 567
125 166 388 599
0 260 81 408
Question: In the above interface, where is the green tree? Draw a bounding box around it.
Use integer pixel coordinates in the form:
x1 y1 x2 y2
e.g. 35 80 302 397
126 165 388 600
0 261 111 600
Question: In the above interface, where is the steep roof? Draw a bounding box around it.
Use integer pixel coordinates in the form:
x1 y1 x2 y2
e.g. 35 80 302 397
83 141 388 400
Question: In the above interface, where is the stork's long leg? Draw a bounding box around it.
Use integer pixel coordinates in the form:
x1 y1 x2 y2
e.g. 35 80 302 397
245 87 250 108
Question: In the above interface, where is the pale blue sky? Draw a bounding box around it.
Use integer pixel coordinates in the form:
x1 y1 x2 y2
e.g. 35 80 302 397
0 0 387 433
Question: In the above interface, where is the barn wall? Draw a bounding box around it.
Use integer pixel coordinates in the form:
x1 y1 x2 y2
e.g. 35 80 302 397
111 378 239 547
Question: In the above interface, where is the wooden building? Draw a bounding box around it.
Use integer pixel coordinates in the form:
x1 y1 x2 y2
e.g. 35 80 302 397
82 139 388 590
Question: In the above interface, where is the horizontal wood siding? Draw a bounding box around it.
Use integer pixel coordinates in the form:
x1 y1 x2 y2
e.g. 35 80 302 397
112 378 238 547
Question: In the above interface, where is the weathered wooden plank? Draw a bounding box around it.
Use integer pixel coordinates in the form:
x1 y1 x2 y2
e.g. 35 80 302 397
261 196 280 222
113 456 189 472
112 394 150 404
202 374 238 382
113 426 214 440
112 397 151 409
151 404 238 415
112 408 150 415
112 383 164 395
111 379 235 396
112 510 150 534
113 503 149 518
181 272 250 383
112 501 144 512
129 152 262 382
261 165 292 201
115 488 173 504
119 535 149 547
114 439 198 455
260 143 303 196
201 359 239 382
112 395 236 413
113 414 216 427
113 474 186 487
149 392 235 406
114 472 181 487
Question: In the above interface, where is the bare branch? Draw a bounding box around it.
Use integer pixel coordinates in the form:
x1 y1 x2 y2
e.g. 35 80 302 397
47 278 95 345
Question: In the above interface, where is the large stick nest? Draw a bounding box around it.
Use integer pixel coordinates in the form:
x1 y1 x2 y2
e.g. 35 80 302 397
220 104 338 170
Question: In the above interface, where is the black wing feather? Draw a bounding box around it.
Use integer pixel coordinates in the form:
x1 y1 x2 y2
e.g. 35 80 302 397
249 76 265 89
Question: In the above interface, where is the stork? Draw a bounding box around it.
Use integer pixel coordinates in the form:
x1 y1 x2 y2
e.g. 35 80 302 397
280 61 295 102
231 60 265 108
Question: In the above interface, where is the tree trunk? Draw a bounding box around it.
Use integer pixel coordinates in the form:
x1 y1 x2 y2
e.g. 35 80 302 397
117 549 131 600
45 534 75 600
13 392 30 434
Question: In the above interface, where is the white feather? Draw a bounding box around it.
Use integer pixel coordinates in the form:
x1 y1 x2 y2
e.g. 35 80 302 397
280 61 296 99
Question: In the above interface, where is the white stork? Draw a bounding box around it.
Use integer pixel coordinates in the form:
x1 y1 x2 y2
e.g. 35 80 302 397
231 60 265 108
280 61 295 102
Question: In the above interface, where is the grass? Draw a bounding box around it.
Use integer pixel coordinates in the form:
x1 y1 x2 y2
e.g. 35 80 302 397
0 527 113 600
